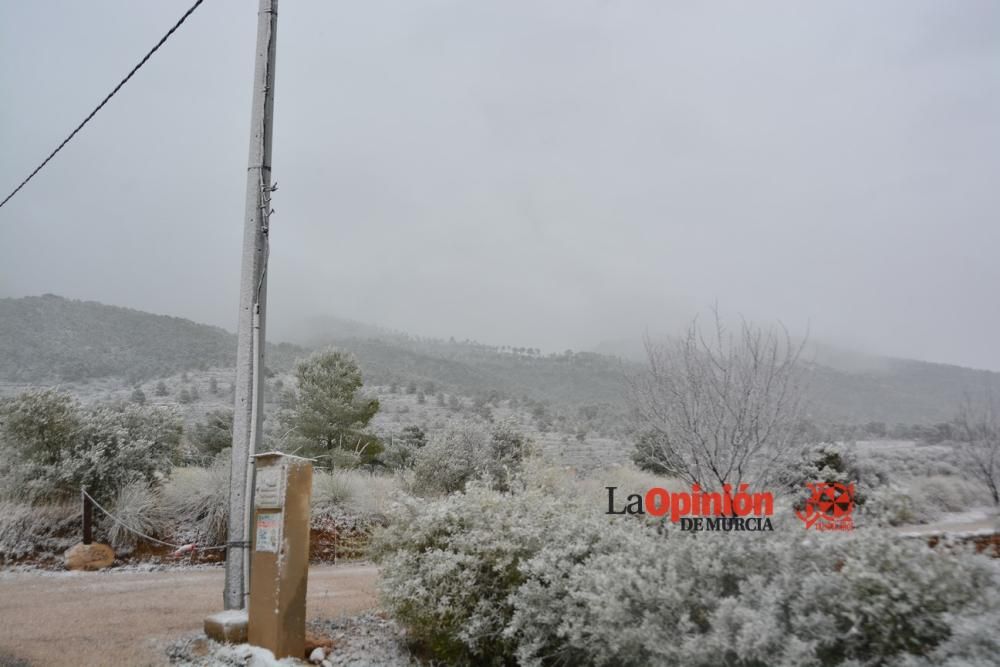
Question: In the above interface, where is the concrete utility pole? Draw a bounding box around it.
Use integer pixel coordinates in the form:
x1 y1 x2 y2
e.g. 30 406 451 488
226 0 279 611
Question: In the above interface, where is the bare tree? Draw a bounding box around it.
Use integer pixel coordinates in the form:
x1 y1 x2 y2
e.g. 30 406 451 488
954 390 1000 506
628 311 807 494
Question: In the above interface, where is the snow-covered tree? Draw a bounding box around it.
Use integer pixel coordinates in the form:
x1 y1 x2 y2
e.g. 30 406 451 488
954 390 1000 505
628 311 807 494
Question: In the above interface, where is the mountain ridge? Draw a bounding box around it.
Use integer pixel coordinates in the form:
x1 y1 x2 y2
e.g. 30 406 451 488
1 294 996 425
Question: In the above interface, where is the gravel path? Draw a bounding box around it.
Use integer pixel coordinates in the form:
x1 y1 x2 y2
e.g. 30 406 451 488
0 563 378 667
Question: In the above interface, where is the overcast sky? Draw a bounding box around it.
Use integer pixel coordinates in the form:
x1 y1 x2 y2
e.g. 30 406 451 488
1 1 998 368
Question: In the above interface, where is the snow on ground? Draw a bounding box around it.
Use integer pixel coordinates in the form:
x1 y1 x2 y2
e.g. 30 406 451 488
895 506 1000 537
166 639 302 667
166 613 414 667
307 613 416 667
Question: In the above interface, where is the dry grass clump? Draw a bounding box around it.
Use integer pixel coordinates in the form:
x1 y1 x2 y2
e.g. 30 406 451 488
313 469 402 519
161 459 229 546
107 481 171 551
529 461 686 508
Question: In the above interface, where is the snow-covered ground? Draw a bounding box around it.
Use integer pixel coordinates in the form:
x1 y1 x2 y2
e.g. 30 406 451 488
895 506 1000 537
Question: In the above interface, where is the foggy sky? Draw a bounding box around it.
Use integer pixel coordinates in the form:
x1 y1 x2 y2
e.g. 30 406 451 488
1 1 998 369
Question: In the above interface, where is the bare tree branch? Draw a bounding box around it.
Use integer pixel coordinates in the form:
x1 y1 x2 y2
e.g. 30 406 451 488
627 311 809 492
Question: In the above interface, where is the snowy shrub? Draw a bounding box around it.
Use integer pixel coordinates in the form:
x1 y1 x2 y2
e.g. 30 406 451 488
787 536 997 665
784 443 989 526
161 456 229 546
190 408 233 457
380 426 427 471
374 482 611 664
344 472 401 519
860 444 963 479
106 480 170 552
313 469 402 520
411 420 533 496
313 471 355 509
855 475 989 527
411 423 490 495
859 484 935 527
379 440 420 471
783 443 895 506
376 470 1000 667
0 501 78 563
484 420 534 491
323 447 365 470
783 443 864 489
0 390 181 503
917 475 990 513
906 580 1000 667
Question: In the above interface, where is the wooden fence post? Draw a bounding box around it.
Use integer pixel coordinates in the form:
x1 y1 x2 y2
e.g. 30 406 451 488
82 488 93 545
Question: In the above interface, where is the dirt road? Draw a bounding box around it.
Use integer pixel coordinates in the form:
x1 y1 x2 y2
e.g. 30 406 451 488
0 564 379 667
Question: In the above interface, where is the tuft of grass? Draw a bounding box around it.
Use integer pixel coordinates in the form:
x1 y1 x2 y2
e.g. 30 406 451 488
313 470 402 519
107 481 170 551
161 458 229 547
313 470 355 510
347 473 402 518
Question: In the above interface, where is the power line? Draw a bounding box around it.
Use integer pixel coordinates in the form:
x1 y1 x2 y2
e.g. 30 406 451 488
0 0 207 211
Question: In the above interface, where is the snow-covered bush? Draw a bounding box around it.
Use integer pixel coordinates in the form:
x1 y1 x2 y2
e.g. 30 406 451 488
511 526 990 666
859 484 927 526
411 421 533 496
379 425 427 471
313 469 401 520
0 501 78 563
861 444 963 479
918 474 991 513
785 443 991 526
313 470 355 509
858 476 991 527
342 472 401 519
783 443 865 489
107 480 170 551
787 535 997 665
376 471 1000 666
374 482 612 664
783 442 895 505
322 447 365 470
0 389 181 503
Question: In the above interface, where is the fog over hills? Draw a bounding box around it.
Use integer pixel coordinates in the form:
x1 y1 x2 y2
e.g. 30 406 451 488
1 294 995 425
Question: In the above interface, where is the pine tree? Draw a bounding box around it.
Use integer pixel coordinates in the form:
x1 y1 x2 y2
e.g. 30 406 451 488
281 349 380 459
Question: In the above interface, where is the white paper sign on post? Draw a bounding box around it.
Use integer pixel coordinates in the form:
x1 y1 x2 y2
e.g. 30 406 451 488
255 511 282 553
255 465 285 509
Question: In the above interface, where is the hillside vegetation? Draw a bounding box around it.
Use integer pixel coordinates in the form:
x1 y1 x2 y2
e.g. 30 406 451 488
0 295 303 383
1 294 997 425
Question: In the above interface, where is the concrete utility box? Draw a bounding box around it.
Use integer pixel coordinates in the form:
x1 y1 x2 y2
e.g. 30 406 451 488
248 452 313 659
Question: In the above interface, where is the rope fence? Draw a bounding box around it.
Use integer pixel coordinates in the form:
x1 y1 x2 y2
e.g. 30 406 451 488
81 488 229 556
